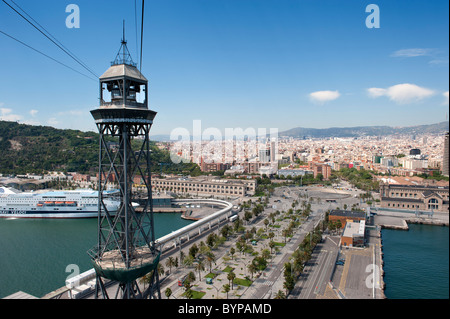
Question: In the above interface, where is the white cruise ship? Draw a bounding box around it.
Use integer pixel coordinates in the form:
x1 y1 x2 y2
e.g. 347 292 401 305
0 187 121 219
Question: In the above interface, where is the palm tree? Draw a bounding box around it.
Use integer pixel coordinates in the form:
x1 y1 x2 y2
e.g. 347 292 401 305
229 247 235 260
247 262 257 279
199 243 211 257
183 280 193 299
227 271 236 290
222 284 230 299
187 271 196 283
183 255 194 268
261 249 271 261
165 256 175 274
165 287 172 299
195 260 205 281
269 241 275 254
205 251 216 273
138 272 152 290
282 228 289 244
158 263 165 278
274 290 286 299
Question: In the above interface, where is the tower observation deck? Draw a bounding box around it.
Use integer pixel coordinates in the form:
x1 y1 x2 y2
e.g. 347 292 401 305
88 34 160 299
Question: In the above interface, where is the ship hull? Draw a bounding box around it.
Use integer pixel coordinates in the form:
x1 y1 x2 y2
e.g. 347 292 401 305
0 209 117 219
0 187 120 219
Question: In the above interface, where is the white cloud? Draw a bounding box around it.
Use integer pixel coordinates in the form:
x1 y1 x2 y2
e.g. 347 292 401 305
429 59 449 66
367 83 435 104
391 48 433 58
0 108 23 121
47 118 59 126
367 88 387 98
444 91 449 105
30 109 38 117
309 90 340 104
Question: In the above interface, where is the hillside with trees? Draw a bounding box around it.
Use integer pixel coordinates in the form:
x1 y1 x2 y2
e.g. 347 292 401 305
0 120 200 176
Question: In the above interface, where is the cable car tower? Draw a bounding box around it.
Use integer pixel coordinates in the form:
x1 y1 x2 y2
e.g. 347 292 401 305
88 26 160 299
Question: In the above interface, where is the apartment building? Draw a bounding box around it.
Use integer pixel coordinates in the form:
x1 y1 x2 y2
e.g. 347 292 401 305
309 162 332 180
151 176 256 197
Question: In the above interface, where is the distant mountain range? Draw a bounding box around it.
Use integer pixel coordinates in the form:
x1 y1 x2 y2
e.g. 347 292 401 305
150 121 449 141
278 121 449 139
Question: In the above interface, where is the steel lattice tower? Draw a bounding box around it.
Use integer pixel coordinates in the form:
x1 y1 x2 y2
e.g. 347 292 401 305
88 34 160 299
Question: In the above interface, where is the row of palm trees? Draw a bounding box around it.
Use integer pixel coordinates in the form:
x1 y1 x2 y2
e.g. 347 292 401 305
275 224 324 299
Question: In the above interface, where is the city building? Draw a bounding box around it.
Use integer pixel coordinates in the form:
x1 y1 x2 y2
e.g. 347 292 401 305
200 158 230 173
341 220 365 247
151 176 256 197
379 182 449 212
309 163 332 180
258 165 278 176
224 165 245 176
329 210 366 228
443 132 449 177
277 168 313 178
259 149 271 163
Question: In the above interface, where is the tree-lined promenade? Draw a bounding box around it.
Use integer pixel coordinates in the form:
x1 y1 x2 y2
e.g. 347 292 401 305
140 190 333 299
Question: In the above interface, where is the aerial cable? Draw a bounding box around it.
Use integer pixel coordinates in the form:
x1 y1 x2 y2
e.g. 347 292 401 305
140 0 145 73
135 0 140 66
0 29 97 82
8 0 98 79
2 0 99 79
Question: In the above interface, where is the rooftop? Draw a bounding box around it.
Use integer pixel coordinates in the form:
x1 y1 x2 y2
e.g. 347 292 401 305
342 220 365 238
330 209 366 218
99 64 147 81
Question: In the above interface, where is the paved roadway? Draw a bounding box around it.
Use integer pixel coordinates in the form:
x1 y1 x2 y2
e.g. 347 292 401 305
288 235 340 299
80 183 371 299
244 205 326 299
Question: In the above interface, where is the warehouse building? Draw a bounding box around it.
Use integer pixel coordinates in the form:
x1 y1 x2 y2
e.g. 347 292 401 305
328 210 366 229
341 220 366 247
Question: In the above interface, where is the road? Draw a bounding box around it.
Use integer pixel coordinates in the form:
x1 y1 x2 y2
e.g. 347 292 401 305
288 235 340 299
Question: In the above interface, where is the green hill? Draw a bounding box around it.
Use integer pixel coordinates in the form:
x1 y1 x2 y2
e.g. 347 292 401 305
0 120 200 176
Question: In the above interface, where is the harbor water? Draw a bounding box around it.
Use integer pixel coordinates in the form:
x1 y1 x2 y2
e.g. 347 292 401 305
0 214 193 298
1 217 448 299
381 223 449 299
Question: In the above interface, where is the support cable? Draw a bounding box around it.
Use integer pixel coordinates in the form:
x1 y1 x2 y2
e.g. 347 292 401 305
2 0 99 78
0 29 96 81
140 0 145 73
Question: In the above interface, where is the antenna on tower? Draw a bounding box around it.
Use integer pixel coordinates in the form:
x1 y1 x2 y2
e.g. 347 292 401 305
112 20 136 67
123 19 126 44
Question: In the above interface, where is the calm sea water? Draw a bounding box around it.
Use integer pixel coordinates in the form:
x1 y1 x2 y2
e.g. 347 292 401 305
0 213 193 298
381 224 449 299
1 218 447 299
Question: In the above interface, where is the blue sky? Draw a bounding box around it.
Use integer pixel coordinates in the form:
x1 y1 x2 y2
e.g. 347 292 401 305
0 0 448 136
